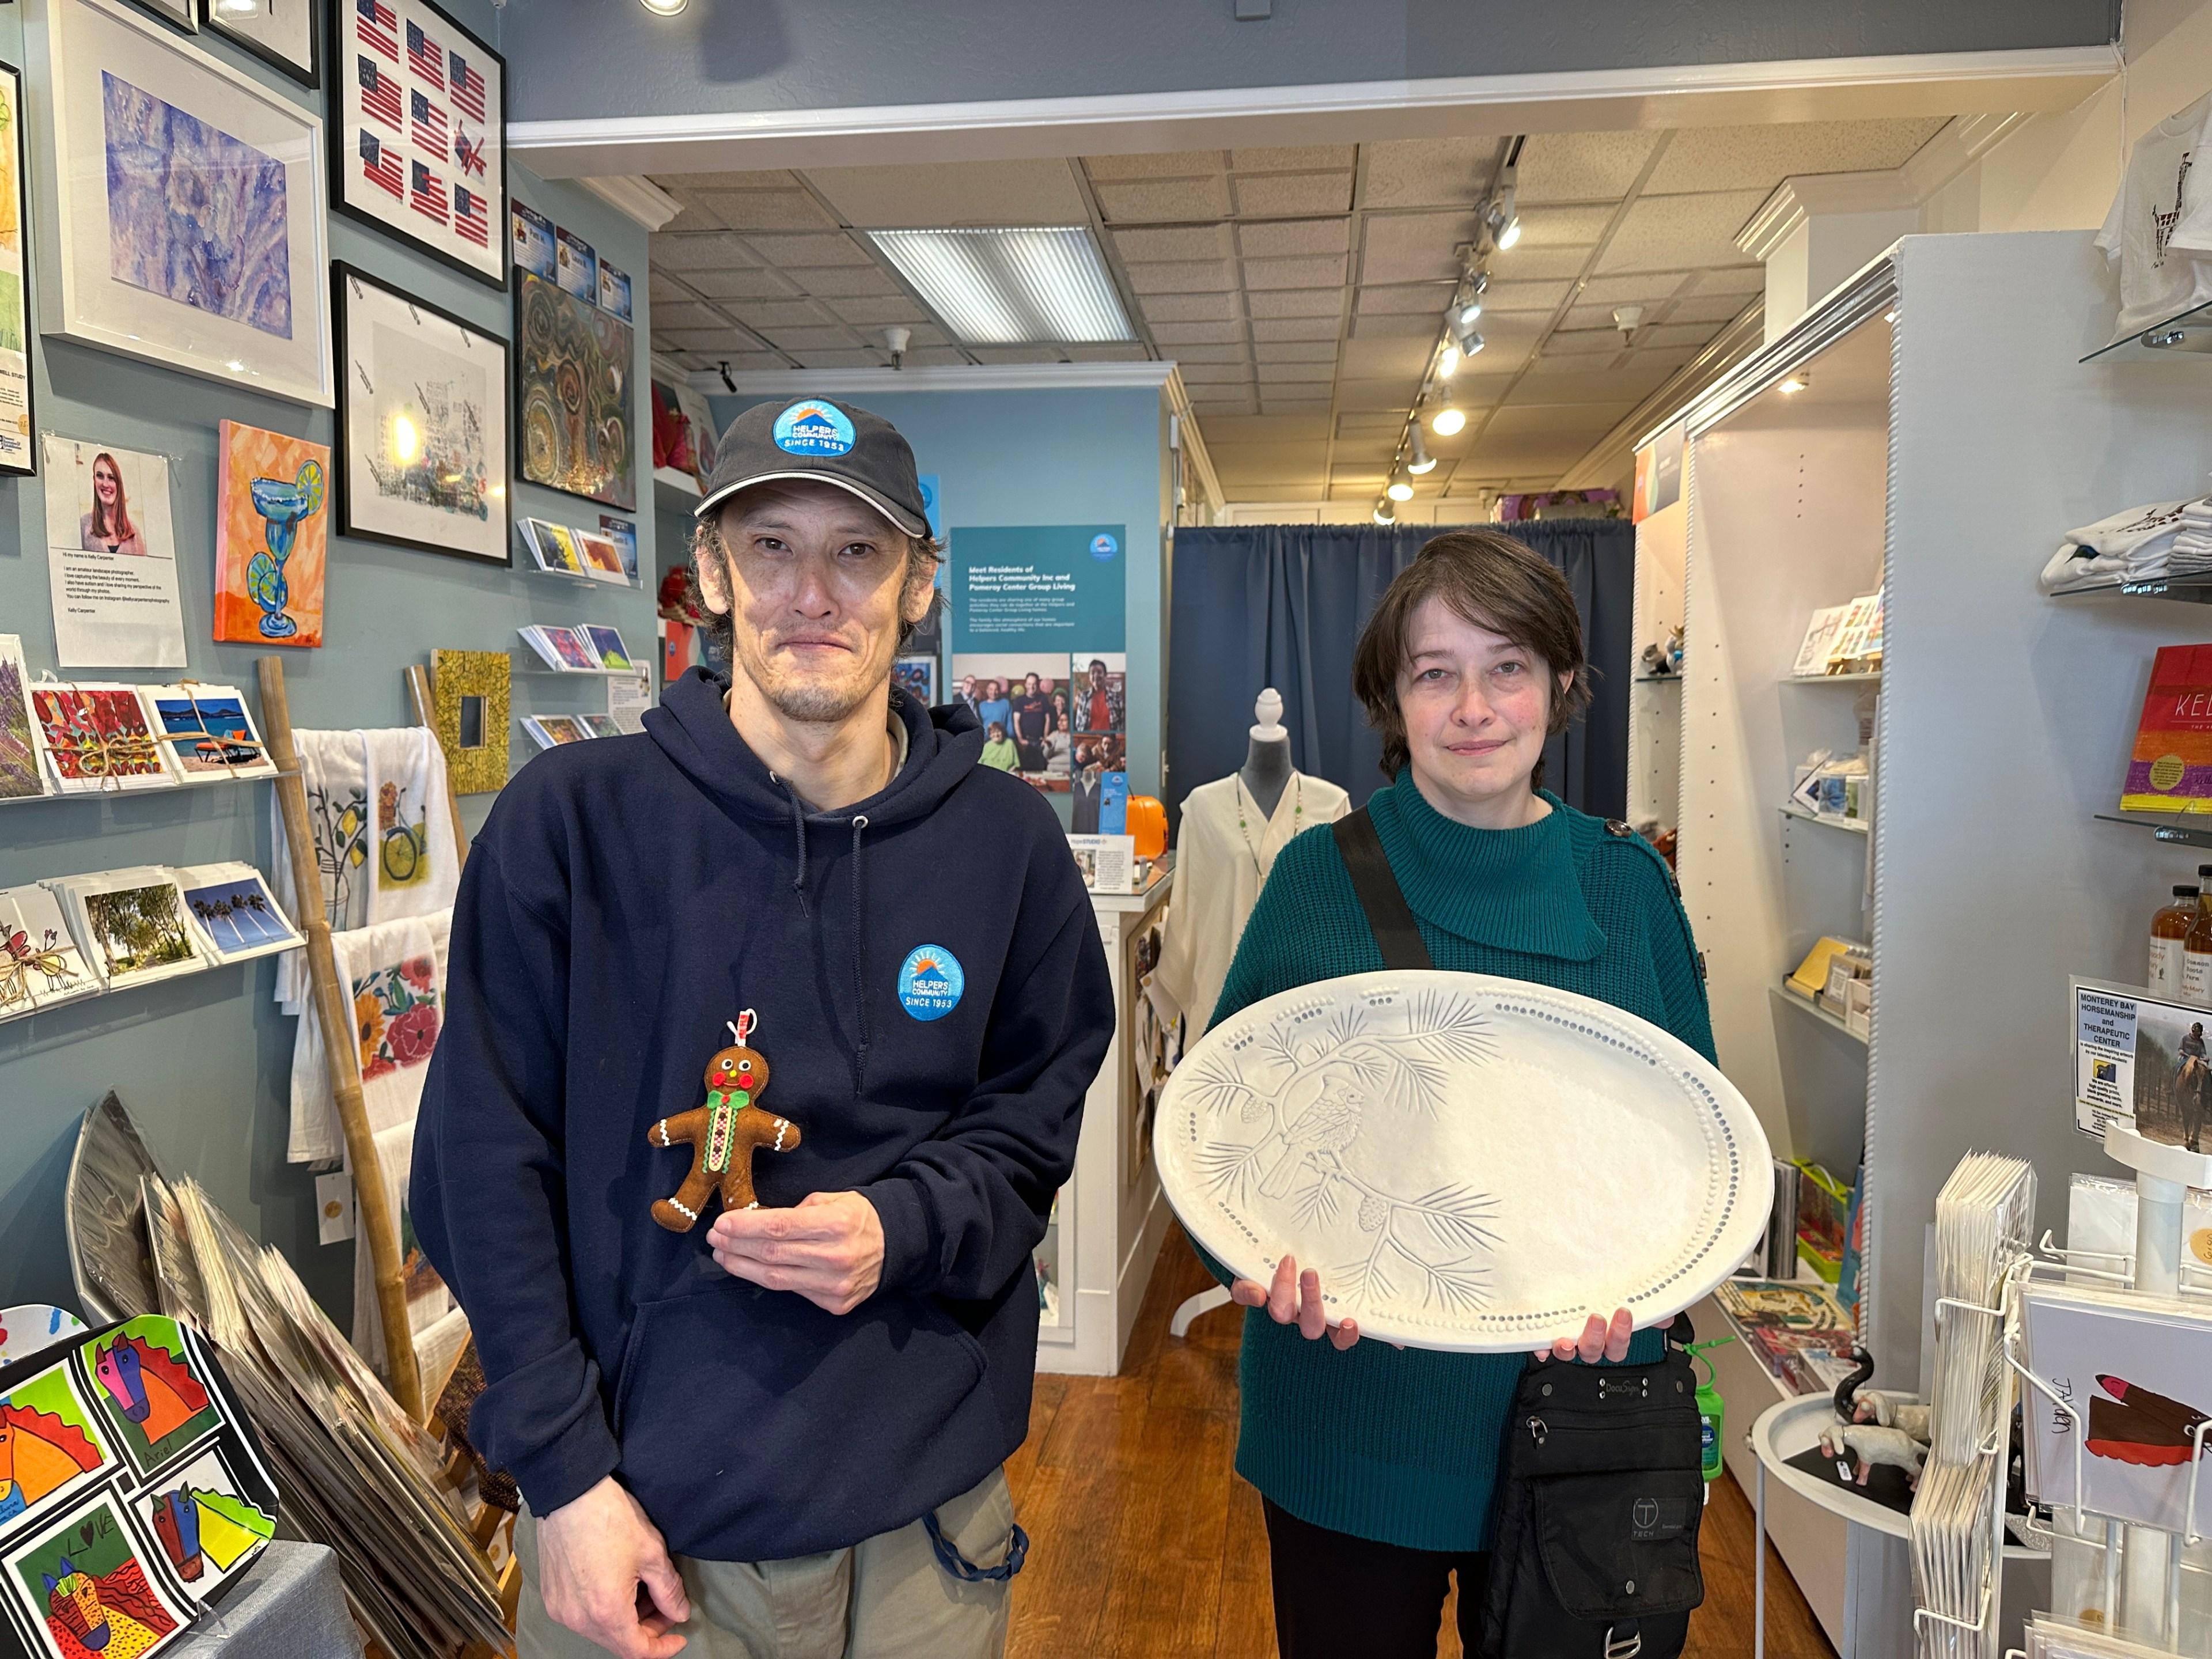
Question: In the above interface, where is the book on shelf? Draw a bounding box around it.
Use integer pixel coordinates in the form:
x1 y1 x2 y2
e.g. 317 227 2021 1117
2122 642 2212 815
1786 935 1863 999
1825 590 1883 672
1791 604 1850 677
1793 1158 1851 1283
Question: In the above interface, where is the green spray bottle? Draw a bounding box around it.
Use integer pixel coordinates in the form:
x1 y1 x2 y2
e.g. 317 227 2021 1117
1685 1336 1734 1483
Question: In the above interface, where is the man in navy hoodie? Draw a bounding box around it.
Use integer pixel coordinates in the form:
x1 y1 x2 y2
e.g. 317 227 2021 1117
412 397 1113 1658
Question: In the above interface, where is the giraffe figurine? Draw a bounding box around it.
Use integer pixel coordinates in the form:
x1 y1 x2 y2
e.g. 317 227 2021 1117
649 1011 802 1233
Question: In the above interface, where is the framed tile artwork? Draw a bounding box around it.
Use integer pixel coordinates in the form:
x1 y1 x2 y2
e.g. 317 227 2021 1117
32 0 334 407
327 0 504 288
515 270 635 510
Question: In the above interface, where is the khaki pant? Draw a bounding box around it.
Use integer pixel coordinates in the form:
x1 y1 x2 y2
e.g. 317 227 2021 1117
516 1467 1017 1659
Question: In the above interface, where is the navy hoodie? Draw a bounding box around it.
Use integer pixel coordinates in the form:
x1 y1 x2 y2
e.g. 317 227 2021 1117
411 668 1112 1560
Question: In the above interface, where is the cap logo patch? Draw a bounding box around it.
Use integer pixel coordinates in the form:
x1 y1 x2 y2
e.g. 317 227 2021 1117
897 944 965 1022
774 400 857 457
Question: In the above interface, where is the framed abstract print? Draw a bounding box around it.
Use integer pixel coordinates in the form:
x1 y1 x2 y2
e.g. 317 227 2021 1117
201 0 319 88
515 270 635 510
0 63 33 478
33 0 334 407
327 0 504 289
334 263 509 563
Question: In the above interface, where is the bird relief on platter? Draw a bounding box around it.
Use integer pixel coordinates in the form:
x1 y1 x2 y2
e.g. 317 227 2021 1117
1154 971 1772 1354
1180 986 1505 1319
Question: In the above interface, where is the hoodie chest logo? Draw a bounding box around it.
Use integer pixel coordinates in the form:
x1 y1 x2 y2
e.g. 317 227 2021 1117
897 944 964 1022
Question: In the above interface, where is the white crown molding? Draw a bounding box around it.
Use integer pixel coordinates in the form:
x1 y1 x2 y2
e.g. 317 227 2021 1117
685 361 1181 396
1736 109 2034 257
512 48 2110 178
577 174 683 232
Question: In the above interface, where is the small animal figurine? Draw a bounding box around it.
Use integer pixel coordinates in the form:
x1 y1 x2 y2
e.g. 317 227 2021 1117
649 1012 802 1233
1819 1422 1927 1488
1850 1387 1933 1444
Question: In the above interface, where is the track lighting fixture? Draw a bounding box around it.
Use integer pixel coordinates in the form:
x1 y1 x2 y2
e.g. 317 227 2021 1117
1387 475 1414 502
1373 497 1397 525
639 0 688 14
1486 187 1520 252
1436 342 1460 380
1407 429 1435 474
1430 385 1466 437
717 361 736 393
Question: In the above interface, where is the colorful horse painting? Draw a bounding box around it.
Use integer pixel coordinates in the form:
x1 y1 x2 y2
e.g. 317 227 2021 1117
41 1554 176 1659
0 1403 103 1520
92 1336 209 1447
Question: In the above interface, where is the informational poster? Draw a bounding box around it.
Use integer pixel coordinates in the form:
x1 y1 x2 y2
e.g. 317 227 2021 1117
950 523 1123 797
42 435 186 668
2072 975 2212 1154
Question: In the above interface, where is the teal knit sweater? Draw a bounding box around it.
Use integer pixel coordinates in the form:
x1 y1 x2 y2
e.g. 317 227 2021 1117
1206 772 1715 1554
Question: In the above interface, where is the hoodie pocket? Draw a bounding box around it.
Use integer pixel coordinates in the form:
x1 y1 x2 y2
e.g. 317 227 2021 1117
611 1278 995 1554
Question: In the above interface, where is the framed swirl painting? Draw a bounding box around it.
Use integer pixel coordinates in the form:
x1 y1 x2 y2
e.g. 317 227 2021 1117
514 268 635 511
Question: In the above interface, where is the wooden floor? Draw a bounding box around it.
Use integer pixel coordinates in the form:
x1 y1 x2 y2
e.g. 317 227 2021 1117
1006 1226 1840 1659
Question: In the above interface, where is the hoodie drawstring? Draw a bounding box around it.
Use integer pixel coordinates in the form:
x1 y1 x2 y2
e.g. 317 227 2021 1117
850 815 870 1093
772 772 810 910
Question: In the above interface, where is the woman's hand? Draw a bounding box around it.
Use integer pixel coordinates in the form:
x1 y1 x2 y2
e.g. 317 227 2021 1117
1535 1309 1673 1363
1230 1254 1361 1351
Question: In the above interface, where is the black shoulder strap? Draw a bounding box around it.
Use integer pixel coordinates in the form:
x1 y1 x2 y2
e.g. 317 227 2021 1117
1331 808 1434 971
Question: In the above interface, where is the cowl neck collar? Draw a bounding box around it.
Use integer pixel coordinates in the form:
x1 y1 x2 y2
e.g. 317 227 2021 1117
1364 770 1606 962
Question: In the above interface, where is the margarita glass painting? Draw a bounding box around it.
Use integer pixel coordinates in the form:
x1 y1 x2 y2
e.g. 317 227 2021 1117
244 459 325 639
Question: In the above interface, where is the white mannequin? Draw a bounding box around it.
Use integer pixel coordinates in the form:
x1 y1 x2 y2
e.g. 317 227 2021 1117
1240 688 1294 819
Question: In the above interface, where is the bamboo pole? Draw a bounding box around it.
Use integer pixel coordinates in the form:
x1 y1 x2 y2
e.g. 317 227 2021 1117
406 662 470 876
258 656 425 1422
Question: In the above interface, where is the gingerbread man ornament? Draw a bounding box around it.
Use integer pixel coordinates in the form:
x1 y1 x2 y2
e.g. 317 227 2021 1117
649 1011 802 1232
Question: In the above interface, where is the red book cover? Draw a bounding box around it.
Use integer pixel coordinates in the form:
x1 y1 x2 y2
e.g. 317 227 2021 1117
2124 644 2212 813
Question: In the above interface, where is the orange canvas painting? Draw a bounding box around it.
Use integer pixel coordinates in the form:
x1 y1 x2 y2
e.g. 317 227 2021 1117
214 421 329 647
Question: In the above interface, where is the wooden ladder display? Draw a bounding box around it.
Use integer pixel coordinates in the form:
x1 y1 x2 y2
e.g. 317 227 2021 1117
257 656 425 1422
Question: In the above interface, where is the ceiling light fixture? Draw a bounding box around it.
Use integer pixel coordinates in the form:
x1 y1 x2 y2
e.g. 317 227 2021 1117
1387 475 1414 502
1407 429 1436 474
1455 295 1484 330
1431 387 1467 437
868 226 1134 346
1779 373 1811 395
1373 497 1397 525
1486 186 1522 252
1455 327 1485 358
638 0 688 14
1436 342 1460 380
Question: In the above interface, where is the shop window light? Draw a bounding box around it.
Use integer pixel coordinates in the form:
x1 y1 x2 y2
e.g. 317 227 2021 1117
867 227 1135 345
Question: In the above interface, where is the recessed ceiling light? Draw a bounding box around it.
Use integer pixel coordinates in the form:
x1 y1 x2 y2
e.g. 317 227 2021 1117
868 227 1134 345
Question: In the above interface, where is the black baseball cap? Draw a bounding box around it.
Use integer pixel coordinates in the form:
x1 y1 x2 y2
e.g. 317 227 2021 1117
694 397 931 539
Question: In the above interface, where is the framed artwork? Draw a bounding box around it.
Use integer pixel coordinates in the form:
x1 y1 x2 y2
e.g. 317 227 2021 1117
201 0 319 88
127 0 198 27
0 63 33 477
33 0 333 407
327 0 505 289
429 648 508 793
214 421 329 647
516 270 635 509
333 263 508 563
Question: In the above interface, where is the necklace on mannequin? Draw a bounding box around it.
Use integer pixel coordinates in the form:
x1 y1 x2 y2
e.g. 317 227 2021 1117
1233 774 1302 875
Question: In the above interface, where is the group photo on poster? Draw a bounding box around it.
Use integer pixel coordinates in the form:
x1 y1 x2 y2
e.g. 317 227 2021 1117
949 654 1073 791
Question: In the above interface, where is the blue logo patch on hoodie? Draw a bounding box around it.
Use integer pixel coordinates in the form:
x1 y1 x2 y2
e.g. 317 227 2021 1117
897 944 964 1021
773 400 856 456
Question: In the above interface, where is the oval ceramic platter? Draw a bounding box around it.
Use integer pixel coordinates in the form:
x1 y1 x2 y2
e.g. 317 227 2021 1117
1154 970 1774 1353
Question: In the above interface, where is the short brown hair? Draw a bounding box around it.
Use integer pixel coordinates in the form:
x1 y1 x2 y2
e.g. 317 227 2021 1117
1351 529 1593 782
685 509 943 666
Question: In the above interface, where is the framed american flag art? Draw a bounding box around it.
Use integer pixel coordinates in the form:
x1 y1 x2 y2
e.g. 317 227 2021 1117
325 0 504 287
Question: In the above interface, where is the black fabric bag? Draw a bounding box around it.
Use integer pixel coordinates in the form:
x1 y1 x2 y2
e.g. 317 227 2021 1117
1330 808 1708 1659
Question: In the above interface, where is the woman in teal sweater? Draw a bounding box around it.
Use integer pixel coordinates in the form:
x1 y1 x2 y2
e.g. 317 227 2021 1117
1212 529 1715 1657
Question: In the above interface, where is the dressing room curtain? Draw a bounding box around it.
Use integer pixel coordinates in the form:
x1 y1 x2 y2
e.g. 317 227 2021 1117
1164 520 1636 829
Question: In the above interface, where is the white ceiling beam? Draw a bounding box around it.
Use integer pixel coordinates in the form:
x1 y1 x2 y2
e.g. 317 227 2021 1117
514 48 2110 179
688 361 1183 396
576 174 684 231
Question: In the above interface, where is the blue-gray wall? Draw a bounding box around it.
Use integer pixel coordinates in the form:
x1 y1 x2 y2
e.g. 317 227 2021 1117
497 0 2119 124
0 1 657 1322
707 383 1169 809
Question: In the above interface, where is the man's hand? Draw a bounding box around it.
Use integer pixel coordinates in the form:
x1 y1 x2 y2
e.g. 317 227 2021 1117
708 1191 884 1314
535 1476 688 1659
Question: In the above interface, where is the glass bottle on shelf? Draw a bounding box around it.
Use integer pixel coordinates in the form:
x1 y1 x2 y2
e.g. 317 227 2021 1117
2183 869 2212 1006
2152 884 2199 995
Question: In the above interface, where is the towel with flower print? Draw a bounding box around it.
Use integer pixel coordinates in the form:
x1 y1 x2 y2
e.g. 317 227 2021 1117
356 951 442 1079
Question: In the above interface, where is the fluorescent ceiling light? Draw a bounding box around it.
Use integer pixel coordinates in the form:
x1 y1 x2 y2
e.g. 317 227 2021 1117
867 227 1135 346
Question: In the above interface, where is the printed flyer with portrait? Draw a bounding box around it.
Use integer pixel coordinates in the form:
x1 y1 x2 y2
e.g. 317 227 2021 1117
2071 976 2212 1153
41 437 185 669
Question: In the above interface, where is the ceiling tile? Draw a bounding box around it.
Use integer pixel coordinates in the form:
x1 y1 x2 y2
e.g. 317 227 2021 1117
1247 287 1345 319
1514 131 1663 204
741 232 876 267
725 299 839 329
1643 118 1948 195
1482 403 1632 438
1231 173 1354 216
1177 363 1258 385
1690 265 1768 296
650 271 701 301
1594 190 1768 275
1512 204 1613 247
1165 343 1253 365
1357 282 1453 315
1336 412 1405 435
652 233 758 272
1560 304 1639 334
1113 225 1236 263
759 326 860 350
804 158 1088 226
1188 394 1260 415
1123 259 1238 294
1081 150 1225 180
651 301 732 332
1506 364 1681 404
777 265 903 297
823 296 933 325
1244 254 1349 290
1359 212 1476 284
1230 146 1358 172
969 346 1066 363
905 346 972 366
649 171 800 192
1663 292 1758 324
1351 311 1448 338
1064 343 1153 361
1259 397 1333 415
1149 319 1246 345
1338 335 1433 378
1237 218 1351 258
1541 327 1624 357
1141 292 1244 322
686 190 840 232
660 328 757 353
1253 339 1338 363
791 349 888 368
1094 177 1233 221
1480 245 1596 281
1360 138 1498 209
680 266 802 300
1249 315 1341 342
1335 377 1423 411
1635 322 1723 350
1479 277 1574 313
1573 274 1693 309
1256 361 1335 382
1201 415 1332 444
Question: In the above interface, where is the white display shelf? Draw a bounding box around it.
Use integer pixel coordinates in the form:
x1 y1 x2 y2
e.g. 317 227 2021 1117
2080 294 2212 364
2048 577 2212 604
0 770 274 808
654 467 705 514
1772 983 1868 1046
1785 671 1883 684
1779 802 1870 835
514 665 637 677
523 562 636 592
